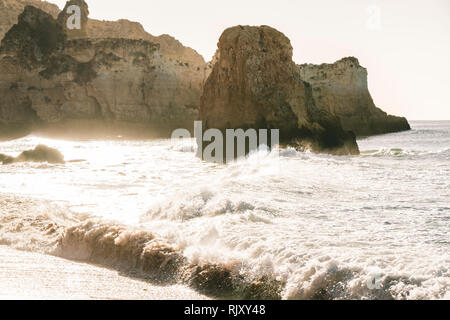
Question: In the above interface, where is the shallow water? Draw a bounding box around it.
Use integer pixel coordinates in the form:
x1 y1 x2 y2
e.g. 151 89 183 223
0 121 449 299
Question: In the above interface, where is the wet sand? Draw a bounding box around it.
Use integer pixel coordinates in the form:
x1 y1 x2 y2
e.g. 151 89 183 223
0 246 208 300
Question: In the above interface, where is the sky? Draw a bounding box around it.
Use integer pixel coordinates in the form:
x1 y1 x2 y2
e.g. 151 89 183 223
51 0 450 120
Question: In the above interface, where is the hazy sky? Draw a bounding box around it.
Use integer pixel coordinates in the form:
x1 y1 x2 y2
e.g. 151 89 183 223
52 0 450 120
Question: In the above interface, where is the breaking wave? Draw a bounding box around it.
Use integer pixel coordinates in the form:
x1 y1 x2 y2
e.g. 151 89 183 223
1 122 449 300
360 147 450 158
1 194 448 300
0 195 281 299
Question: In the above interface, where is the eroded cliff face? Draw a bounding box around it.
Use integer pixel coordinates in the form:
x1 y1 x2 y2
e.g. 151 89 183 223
0 5 204 136
298 57 410 136
200 25 359 155
86 20 207 73
0 0 207 74
0 0 59 39
0 1 410 144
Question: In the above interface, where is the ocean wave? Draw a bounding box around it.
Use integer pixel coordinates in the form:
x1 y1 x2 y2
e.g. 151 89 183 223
360 147 450 158
409 129 450 135
282 263 442 300
0 194 280 299
1 194 448 300
9 216 449 299
52 221 282 299
140 190 260 222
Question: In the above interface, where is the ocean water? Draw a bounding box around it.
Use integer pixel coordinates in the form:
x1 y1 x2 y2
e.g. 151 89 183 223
0 120 449 299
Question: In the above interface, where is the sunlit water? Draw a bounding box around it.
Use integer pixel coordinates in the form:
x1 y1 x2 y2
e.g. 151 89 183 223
0 121 449 299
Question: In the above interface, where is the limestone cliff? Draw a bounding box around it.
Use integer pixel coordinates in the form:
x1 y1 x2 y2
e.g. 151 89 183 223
0 6 203 136
200 25 359 155
86 20 207 73
0 0 207 75
0 1 410 144
0 0 59 39
298 57 410 136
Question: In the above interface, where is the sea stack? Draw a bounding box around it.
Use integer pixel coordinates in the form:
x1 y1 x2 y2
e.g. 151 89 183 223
298 57 411 136
200 25 360 155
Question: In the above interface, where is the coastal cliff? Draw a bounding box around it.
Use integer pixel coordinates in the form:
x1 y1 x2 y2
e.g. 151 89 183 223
200 25 360 155
298 57 410 136
0 0 207 74
0 0 60 39
0 0 410 147
0 4 205 137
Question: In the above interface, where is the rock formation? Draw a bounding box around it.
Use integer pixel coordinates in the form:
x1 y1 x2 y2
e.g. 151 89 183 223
0 144 64 164
0 4 205 137
298 57 410 136
200 25 359 155
0 153 14 163
0 0 60 40
0 0 207 76
0 1 410 150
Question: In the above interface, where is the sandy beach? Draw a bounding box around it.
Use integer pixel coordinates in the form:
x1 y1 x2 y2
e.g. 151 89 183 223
0 246 208 300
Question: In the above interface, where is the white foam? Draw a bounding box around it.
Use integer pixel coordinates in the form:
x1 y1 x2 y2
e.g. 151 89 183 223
0 121 449 299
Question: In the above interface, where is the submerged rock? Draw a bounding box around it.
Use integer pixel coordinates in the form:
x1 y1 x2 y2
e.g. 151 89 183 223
200 25 359 155
1 144 64 164
298 57 411 136
16 144 64 163
0 153 15 164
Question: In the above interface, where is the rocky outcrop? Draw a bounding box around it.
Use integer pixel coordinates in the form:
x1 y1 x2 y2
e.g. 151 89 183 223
0 153 14 163
0 0 207 76
0 5 204 137
200 25 359 155
0 1 409 146
298 57 410 136
85 20 207 73
0 144 64 164
0 0 59 40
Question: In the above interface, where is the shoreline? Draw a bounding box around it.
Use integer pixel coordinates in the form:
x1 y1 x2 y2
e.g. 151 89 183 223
0 245 208 300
